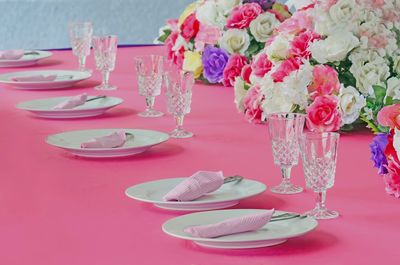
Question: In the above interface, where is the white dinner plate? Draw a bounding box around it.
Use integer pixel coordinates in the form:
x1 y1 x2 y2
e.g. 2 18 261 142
163 209 318 249
46 129 169 158
0 70 91 89
16 96 123 119
0 50 52 67
125 178 266 211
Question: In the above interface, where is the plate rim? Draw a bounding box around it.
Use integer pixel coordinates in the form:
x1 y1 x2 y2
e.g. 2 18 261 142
0 50 52 63
125 178 267 205
46 128 170 151
162 209 318 243
0 69 91 84
16 96 124 112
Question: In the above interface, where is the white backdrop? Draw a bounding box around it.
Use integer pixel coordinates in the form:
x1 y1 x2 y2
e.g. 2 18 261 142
0 0 291 50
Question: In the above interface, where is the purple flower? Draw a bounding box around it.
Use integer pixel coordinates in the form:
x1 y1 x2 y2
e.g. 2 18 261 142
370 133 389 175
202 46 229 84
243 0 276 10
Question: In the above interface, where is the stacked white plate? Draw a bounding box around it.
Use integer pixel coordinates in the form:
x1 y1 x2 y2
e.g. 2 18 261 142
0 50 52 67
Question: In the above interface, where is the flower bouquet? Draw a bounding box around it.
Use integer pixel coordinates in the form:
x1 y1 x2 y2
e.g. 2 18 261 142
234 0 400 132
156 0 291 86
370 105 400 198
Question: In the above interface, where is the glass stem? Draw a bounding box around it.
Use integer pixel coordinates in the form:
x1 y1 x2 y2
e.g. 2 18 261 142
102 71 110 86
175 115 184 131
79 56 86 71
281 167 292 185
145 97 155 111
315 191 327 211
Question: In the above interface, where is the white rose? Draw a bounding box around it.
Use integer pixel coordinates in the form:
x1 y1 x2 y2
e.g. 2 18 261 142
234 77 247 112
350 59 390 95
394 56 400 75
394 128 400 161
309 30 360 63
216 0 241 15
338 86 366 125
329 0 357 25
250 13 280 43
265 35 291 62
386 77 400 100
219 29 250 55
196 1 226 29
260 77 293 114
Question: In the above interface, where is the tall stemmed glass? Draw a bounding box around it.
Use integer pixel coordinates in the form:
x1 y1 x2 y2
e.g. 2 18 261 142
93 35 118 90
68 22 93 72
134 55 164 117
164 70 194 138
267 113 305 194
300 132 340 219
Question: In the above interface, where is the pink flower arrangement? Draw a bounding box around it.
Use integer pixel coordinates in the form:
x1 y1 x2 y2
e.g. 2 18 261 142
306 95 342 132
243 86 264 123
157 1 292 85
226 3 263 29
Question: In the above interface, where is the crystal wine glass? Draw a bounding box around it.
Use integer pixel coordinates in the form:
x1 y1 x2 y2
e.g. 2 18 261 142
68 22 93 72
134 55 164 117
267 113 305 194
92 35 118 90
164 70 194 138
300 132 340 219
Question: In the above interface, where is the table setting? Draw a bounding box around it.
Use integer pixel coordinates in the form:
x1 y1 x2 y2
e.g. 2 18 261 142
1 0 400 264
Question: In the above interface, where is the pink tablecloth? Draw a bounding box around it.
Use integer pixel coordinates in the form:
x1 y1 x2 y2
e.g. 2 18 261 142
0 46 399 265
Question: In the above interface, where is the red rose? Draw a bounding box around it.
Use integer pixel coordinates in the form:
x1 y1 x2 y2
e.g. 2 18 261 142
180 13 200 41
226 3 263 29
223 55 248 87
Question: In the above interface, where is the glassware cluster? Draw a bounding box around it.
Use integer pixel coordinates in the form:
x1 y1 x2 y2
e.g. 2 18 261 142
93 35 118 90
267 113 340 220
68 22 93 73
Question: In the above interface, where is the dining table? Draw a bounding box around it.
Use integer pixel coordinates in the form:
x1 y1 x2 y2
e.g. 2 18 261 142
0 45 398 265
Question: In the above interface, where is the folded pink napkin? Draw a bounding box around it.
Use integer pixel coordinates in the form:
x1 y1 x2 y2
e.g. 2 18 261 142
53 93 88 109
0 49 24 60
163 171 225 201
184 210 275 238
11 75 57 82
81 130 128 149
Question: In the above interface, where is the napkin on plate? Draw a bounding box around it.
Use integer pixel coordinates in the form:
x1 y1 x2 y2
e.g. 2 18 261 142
163 171 225 201
81 130 129 149
0 49 24 60
184 210 275 238
53 93 88 109
11 75 57 82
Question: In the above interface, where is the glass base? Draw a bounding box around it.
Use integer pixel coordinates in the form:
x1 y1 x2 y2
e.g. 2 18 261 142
95 84 118 90
270 181 303 195
78 67 93 73
170 128 193 138
304 207 339 220
138 109 164 118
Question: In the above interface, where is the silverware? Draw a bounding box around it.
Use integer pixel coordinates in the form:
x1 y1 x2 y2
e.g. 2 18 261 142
270 214 307 222
223 175 243 184
24 51 40 56
55 75 74 80
86 95 106 102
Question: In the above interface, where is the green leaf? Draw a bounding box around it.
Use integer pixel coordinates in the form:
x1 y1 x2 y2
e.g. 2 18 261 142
373 85 387 105
359 113 381 134
246 39 262 58
157 29 172 43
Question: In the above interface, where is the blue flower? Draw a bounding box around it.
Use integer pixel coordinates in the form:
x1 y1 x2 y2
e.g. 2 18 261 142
370 133 389 175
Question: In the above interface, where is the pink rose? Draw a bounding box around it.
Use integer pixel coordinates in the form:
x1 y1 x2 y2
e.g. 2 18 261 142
306 95 342 132
226 3 263 29
223 55 248 87
271 57 301 83
251 53 273 78
377 104 400 130
166 19 179 32
290 30 320 59
194 24 221 51
180 13 200 41
243 86 264 124
165 32 184 69
277 10 314 34
384 157 400 198
241 64 252 84
308 65 340 99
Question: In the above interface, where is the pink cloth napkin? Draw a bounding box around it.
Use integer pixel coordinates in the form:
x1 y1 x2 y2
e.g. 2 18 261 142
0 49 24 60
184 210 275 238
163 171 225 201
53 93 88 109
81 130 128 149
11 75 57 82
